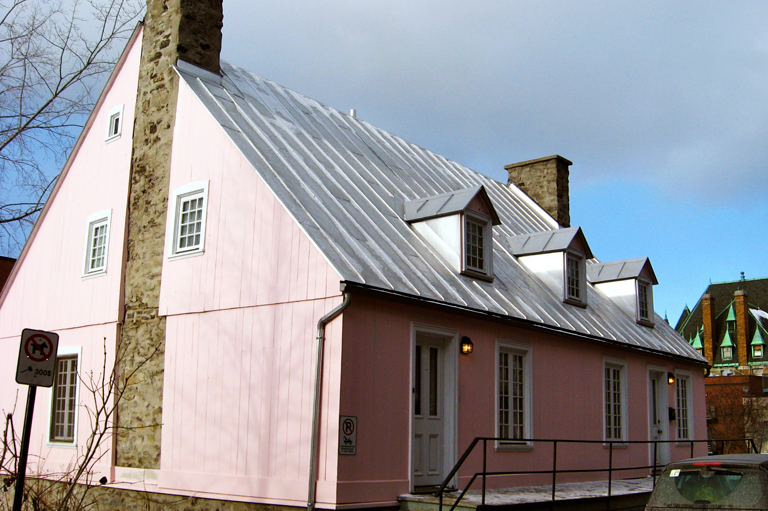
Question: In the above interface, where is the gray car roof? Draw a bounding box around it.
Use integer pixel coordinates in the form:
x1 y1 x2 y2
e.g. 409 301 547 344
174 59 706 364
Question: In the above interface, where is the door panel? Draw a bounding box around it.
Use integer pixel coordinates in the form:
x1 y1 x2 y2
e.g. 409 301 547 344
413 341 444 487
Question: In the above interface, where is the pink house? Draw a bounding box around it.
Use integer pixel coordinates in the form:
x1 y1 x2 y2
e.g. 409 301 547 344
0 3 707 509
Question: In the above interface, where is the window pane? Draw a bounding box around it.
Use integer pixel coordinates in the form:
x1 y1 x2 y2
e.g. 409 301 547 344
177 195 205 251
499 349 526 441
567 256 581 299
676 377 690 439
604 365 623 441
465 219 485 271
50 356 78 442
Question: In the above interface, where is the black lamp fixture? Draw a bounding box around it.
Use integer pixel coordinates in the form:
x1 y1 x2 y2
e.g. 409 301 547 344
667 372 675 385
460 336 474 355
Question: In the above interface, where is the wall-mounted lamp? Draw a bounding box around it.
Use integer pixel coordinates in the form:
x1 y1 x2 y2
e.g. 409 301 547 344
667 372 675 385
460 336 474 355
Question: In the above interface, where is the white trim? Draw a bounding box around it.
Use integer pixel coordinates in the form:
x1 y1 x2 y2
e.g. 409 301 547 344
674 369 694 441
603 356 628 444
82 210 112 278
495 339 533 450
167 181 209 260
409 323 458 492
46 345 82 448
105 104 124 141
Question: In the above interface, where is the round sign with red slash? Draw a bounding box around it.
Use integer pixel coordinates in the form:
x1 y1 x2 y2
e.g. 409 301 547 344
24 333 54 362
16 328 59 387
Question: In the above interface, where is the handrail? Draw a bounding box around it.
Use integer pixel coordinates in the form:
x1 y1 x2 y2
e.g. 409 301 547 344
436 437 758 511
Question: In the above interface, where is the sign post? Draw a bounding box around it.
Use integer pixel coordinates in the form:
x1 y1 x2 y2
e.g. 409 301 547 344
13 329 59 511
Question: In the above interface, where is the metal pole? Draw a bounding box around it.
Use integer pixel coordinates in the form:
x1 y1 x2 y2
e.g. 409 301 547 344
608 442 613 497
482 439 487 506
551 440 557 502
13 385 36 511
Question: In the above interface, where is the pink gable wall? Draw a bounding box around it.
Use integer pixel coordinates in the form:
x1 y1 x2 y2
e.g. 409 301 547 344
155 79 344 506
0 29 141 480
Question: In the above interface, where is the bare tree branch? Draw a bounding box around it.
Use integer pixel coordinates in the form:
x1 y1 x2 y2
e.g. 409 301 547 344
0 0 143 255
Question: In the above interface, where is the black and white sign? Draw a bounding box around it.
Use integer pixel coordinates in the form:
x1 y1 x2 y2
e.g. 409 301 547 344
16 329 59 387
339 416 357 455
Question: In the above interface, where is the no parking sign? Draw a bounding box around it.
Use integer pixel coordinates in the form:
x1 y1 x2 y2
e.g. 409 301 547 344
15 328 59 387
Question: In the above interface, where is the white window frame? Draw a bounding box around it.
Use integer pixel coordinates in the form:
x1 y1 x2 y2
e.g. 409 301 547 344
496 339 533 450
82 210 111 278
722 345 733 361
462 211 493 280
675 370 693 441
636 279 654 326
564 250 587 306
47 346 81 448
168 181 209 260
603 357 628 444
754 345 764 358
105 104 124 141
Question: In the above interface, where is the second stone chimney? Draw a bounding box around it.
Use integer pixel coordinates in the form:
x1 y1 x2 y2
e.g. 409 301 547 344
506 155 571 227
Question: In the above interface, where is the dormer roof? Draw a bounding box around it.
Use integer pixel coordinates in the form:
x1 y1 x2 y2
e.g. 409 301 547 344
506 226 593 259
588 257 658 285
404 185 501 225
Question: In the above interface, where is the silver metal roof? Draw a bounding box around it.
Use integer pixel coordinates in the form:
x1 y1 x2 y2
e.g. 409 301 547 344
404 185 501 225
588 257 659 285
174 60 706 363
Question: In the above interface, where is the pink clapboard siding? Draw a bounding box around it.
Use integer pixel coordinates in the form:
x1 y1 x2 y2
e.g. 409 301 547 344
333 295 707 503
157 78 343 505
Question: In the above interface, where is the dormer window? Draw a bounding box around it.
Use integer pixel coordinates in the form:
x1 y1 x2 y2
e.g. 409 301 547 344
588 257 657 327
507 227 593 308
722 346 733 360
754 345 763 358
405 185 501 281
463 212 493 278
565 251 585 304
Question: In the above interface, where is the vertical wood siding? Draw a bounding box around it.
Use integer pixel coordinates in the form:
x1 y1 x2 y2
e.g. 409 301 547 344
156 81 343 503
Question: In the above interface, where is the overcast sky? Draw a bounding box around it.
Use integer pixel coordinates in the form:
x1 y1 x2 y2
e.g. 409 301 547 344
218 0 768 323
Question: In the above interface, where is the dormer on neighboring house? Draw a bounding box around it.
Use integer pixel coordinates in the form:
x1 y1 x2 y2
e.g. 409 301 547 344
506 227 593 307
691 327 704 355
588 257 658 327
405 185 501 281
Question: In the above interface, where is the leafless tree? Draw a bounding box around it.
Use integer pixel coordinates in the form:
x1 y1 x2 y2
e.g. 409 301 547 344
0 337 161 510
0 0 142 253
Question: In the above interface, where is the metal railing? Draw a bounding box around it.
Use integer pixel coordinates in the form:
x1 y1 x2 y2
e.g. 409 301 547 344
436 437 759 511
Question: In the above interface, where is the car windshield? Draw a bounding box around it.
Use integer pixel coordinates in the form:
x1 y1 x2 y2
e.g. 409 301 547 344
648 465 768 509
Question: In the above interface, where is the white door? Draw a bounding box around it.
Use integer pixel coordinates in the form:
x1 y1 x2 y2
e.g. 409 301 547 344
413 339 445 488
648 371 670 467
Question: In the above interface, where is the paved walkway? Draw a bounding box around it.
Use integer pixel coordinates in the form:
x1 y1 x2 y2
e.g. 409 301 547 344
399 477 655 509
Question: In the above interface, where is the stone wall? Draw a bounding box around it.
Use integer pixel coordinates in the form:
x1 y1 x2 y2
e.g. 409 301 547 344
118 0 223 469
505 155 571 228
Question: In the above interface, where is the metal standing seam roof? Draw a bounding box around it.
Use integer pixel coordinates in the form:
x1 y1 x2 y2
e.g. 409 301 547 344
588 257 659 285
174 60 706 364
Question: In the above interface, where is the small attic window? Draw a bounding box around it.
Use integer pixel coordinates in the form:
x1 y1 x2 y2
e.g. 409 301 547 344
463 212 492 279
564 251 586 306
106 105 123 141
637 280 653 325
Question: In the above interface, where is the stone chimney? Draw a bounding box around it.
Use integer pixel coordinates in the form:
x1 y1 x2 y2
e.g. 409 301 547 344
734 290 750 370
702 293 715 364
118 0 223 469
505 155 571 228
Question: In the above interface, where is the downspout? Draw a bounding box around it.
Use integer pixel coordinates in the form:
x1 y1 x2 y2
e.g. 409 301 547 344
308 289 352 511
